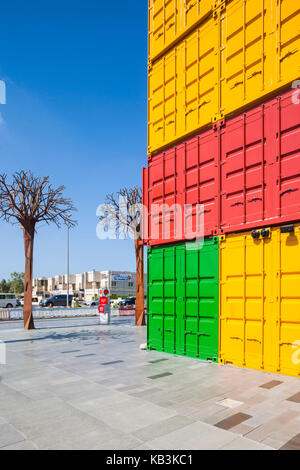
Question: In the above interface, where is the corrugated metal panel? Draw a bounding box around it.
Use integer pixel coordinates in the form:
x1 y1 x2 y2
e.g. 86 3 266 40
148 15 217 154
219 224 300 378
148 0 214 62
145 128 219 245
144 89 300 244
148 0 300 154
147 239 219 361
219 88 300 233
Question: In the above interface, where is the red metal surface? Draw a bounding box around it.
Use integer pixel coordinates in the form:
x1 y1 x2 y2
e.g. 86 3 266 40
144 128 219 245
143 89 300 245
219 89 300 233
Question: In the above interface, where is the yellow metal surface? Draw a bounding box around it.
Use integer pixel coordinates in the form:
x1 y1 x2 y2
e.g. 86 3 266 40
148 0 214 62
219 225 300 378
148 0 300 155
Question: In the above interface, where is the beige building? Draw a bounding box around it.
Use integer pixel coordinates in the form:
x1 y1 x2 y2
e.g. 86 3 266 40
33 270 140 301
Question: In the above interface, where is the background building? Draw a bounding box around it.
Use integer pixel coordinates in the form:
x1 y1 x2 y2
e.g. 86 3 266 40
32 270 142 301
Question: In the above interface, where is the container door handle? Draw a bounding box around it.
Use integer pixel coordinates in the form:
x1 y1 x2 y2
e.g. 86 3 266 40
247 338 262 343
185 108 195 116
155 126 163 132
231 201 244 207
166 120 174 125
186 3 196 13
230 336 243 341
198 100 210 108
280 49 298 62
199 333 210 337
167 22 175 30
247 71 262 80
230 81 243 89
281 188 298 196
248 197 262 203
165 329 172 333
155 32 163 40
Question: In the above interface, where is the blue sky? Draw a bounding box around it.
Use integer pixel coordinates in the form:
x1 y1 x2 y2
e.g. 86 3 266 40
0 0 147 280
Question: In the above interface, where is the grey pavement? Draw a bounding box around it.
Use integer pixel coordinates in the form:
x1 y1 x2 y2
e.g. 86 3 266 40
0 317 299 450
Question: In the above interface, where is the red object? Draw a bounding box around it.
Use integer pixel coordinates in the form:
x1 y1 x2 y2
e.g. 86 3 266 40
103 289 110 296
143 89 300 244
99 305 105 314
100 297 108 306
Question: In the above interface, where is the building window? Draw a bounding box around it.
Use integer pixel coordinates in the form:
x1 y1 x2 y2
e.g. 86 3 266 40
128 282 134 287
112 281 117 287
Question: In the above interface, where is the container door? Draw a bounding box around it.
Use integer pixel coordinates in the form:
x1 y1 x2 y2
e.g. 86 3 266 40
220 226 300 378
273 92 300 219
219 232 267 370
147 248 164 351
275 0 300 88
148 0 178 61
276 224 300 377
219 0 269 119
220 105 268 232
142 168 149 244
183 130 219 237
148 16 218 155
148 0 214 62
183 239 219 361
162 247 176 354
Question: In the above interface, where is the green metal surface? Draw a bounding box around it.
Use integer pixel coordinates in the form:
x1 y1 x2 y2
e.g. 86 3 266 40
147 238 219 361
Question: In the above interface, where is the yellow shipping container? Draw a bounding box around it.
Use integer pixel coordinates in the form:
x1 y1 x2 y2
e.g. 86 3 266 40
219 224 300 378
148 0 215 62
148 0 300 155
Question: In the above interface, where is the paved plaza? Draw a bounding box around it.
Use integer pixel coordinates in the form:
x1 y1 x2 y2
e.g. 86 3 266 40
0 317 299 450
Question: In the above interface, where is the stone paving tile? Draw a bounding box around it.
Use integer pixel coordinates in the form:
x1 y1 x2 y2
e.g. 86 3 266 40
287 392 300 403
215 413 252 430
147 421 245 450
0 317 299 450
260 380 283 390
132 415 196 442
280 433 300 450
1 440 39 450
0 424 25 448
220 437 273 450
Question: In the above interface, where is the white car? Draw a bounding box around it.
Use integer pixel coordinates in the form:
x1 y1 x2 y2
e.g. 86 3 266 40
84 300 99 307
0 293 18 308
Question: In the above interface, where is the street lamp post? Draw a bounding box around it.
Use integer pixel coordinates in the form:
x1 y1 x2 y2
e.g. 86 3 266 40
66 218 70 308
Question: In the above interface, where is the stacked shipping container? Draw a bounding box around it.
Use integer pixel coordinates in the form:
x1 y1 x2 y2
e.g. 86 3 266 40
144 0 300 377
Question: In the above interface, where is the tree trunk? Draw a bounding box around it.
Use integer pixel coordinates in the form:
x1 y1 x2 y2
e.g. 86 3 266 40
135 237 145 326
23 226 35 330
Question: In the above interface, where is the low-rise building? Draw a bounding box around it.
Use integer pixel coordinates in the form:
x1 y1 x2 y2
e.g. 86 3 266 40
32 270 141 301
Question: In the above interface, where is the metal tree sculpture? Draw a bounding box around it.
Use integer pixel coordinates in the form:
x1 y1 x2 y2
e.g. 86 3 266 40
0 171 76 330
99 186 145 326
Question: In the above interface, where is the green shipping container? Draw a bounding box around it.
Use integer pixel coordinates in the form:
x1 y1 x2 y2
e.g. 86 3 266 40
147 238 219 361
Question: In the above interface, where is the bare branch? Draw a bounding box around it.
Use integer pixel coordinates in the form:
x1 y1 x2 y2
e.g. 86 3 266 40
0 171 77 231
99 186 142 238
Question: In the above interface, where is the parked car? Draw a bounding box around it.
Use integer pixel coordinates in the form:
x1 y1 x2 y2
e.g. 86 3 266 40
83 299 99 307
0 293 18 309
124 297 136 307
40 295 74 308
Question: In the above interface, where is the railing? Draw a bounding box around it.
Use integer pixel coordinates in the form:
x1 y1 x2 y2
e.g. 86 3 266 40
0 309 10 321
0 307 122 321
118 307 147 317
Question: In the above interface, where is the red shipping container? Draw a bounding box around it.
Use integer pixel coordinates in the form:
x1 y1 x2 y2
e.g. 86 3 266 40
143 89 300 245
143 128 219 244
